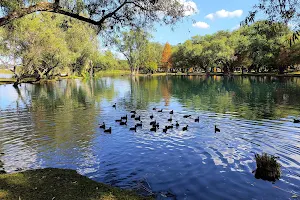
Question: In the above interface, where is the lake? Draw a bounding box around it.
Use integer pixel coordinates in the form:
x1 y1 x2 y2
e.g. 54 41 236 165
0 76 300 199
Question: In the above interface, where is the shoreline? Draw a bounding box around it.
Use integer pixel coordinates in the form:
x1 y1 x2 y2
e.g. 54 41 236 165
1 72 300 86
0 168 153 200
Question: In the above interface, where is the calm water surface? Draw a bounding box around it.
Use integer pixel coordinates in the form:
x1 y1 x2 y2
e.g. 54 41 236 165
0 76 300 199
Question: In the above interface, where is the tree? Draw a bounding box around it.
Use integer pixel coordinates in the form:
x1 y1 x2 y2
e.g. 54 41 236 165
170 20 296 75
93 50 121 71
141 42 163 73
244 0 299 44
161 42 172 71
0 13 99 85
0 0 194 33
246 21 290 73
115 29 150 74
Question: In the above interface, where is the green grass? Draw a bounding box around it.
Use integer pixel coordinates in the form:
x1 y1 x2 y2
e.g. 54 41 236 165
0 78 15 85
0 69 13 74
95 70 131 77
0 168 153 200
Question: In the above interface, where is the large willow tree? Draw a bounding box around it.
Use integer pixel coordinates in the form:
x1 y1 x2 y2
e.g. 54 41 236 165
0 0 194 31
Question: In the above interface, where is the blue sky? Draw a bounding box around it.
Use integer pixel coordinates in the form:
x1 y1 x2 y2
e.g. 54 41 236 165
152 0 258 45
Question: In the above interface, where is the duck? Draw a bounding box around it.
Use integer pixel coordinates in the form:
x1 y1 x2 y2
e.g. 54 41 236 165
167 124 174 129
131 114 135 118
158 109 163 112
121 115 127 120
152 107 156 111
170 110 174 114
294 119 300 123
215 125 220 133
150 126 157 132
183 115 191 118
150 120 156 125
115 119 122 122
136 121 142 127
195 116 199 122
120 120 127 125
99 122 105 129
163 127 168 133
104 127 112 133
168 116 172 122
150 114 154 119
130 125 137 132
175 121 179 128
130 111 136 114
182 125 188 131
135 116 141 121
154 123 159 128
112 103 116 108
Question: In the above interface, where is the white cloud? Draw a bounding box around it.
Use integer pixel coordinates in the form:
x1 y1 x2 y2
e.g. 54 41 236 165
192 21 210 29
205 9 243 20
205 13 214 20
179 0 198 16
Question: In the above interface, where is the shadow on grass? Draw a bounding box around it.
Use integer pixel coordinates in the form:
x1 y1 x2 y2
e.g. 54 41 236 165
0 168 153 200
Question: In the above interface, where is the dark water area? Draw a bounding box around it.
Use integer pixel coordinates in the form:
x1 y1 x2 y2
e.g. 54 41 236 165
0 76 300 199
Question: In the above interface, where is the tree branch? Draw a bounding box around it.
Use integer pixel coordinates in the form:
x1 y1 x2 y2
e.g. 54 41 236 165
98 0 131 26
0 2 100 26
0 1 135 27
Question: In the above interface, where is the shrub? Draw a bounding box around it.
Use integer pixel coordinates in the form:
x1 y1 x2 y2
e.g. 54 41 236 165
254 153 281 182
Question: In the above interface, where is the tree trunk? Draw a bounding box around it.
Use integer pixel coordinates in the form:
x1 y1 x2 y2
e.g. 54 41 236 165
278 66 285 74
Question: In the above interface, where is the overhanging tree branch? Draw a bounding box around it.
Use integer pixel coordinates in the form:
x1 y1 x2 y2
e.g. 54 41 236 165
0 1 136 27
0 2 99 26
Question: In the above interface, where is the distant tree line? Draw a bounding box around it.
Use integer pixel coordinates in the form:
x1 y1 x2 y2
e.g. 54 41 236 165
117 21 300 75
170 21 300 74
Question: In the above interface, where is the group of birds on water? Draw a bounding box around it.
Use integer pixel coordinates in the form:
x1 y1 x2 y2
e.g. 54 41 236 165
99 103 221 134
99 103 300 134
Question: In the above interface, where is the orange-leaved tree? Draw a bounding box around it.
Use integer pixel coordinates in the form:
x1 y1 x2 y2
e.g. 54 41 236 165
161 42 172 72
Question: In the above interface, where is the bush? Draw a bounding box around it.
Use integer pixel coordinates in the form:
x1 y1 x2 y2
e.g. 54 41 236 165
254 153 281 182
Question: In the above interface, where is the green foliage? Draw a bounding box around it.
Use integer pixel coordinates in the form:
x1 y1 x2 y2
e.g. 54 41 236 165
0 13 99 80
171 21 300 74
115 29 163 74
146 61 158 71
0 13 131 80
243 0 299 44
94 51 121 71
0 0 190 35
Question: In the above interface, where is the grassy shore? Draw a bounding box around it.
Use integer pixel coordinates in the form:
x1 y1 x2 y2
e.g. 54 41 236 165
0 69 13 74
1 71 300 86
0 78 15 85
0 168 153 200
95 70 131 77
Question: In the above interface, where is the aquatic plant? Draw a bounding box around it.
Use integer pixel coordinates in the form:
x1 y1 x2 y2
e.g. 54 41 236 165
254 153 281 182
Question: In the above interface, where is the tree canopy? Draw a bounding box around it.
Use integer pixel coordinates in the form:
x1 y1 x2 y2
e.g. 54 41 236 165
244 0 299 43
114 29 163 74
171 21 300 74
0 0 195 32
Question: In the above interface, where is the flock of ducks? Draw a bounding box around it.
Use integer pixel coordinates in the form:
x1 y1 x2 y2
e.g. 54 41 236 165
99 104 221 134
